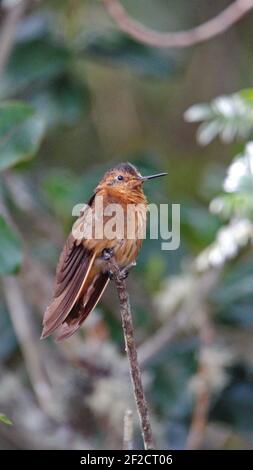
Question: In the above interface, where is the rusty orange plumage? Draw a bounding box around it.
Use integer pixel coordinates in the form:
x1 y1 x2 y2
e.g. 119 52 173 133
41 163 167 341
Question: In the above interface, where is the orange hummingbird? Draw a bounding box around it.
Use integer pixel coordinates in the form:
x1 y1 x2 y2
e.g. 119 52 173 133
41 163 167 341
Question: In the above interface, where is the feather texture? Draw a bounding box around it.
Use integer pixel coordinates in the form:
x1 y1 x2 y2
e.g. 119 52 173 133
41 162 149 341
55 272 109 341
41 235 96 338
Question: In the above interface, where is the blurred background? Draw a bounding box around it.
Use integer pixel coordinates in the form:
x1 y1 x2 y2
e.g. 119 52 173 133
1 0 253 450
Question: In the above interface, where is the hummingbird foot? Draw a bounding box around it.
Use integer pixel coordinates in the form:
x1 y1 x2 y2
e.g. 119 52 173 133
108 267 129 281
101 247 114 260
118 268 129 280
118 261 137 280
102 249 136 280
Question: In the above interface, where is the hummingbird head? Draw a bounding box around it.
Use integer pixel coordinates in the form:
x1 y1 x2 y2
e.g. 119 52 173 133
97 162 167 194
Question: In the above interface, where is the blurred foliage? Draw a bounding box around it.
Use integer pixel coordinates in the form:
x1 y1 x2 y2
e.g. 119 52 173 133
210 142 253 221
83 31 177 78
185 90 253 146
0 216 23 275
0 413 12 426
0 101 44 171
1 0 253 451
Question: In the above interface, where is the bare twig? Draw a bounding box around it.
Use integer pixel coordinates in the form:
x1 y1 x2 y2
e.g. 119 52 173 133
107 256 154 450
186 376 210 450
123 409 133 450
0 195 53 413
101 0 253 48
0 0 29 76
3 171 63 245
138 270 219 368
185 311 215 450
138 305 190 368
2 276 53 412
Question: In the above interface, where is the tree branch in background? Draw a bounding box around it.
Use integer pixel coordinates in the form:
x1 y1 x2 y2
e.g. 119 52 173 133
138 304 190 369
0 0 29 76
2 276 53 413
0 196 53 414
185 310 214 450
101 0 253 48
3 171 63 245
123 409 133 450
107 255 154 450
138 269 219 368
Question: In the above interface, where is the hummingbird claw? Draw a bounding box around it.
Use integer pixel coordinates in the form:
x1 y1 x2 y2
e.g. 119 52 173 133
118 262 137 280
102 248 114 260
119 268 129 280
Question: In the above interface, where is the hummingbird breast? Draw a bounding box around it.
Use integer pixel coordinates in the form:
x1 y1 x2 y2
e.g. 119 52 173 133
83 196 147 269
113 237 143 267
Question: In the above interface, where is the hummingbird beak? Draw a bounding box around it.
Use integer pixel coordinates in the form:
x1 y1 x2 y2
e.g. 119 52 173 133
141 172 167 181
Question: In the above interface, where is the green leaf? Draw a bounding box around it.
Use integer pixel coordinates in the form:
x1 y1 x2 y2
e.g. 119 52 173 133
0 216 23 275
0 102 45 171
208 142 253 220
184 103 213 122
196 120 222 146
31 75 90 128
0 30 89 129
82 32 176 78
0 413 12 426
0 38 70 97
223 142 253 193
185 92 253 145
239 88 253 103
210 193 253 221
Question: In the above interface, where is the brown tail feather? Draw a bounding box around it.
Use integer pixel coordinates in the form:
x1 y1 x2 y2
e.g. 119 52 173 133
41 250 96 339
55 272 110 341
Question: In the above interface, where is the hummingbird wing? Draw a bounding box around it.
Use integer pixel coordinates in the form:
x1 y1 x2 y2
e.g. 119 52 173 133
54 271 110 341
41 233 97 339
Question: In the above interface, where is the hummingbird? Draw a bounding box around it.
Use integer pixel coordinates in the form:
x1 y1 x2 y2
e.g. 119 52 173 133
41 163 167 341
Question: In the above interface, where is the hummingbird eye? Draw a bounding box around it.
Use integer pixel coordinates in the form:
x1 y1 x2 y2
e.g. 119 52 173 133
116 175 124 181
